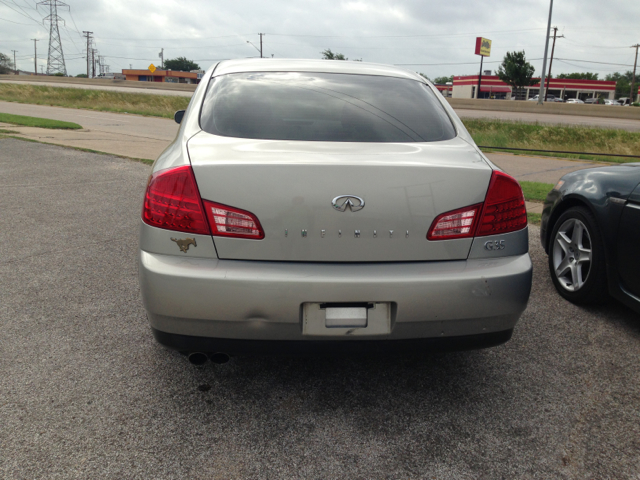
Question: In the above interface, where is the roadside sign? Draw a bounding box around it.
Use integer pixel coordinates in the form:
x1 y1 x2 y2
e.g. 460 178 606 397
148 64 156 73
475 37 492 57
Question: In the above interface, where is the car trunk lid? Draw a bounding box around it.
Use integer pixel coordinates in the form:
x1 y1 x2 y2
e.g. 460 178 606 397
188 132 493 262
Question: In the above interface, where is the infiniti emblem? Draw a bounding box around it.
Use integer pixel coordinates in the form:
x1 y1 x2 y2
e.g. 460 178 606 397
332 195 365 212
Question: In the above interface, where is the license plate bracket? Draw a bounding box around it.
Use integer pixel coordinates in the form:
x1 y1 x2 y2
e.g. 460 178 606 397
302 302 391 336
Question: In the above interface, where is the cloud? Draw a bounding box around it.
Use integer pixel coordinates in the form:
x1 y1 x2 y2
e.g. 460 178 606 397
1 0 638 78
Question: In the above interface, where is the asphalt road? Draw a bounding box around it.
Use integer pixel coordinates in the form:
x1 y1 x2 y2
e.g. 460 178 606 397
1 138 640 479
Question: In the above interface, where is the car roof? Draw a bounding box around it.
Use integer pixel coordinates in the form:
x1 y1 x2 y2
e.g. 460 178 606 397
211 58 424 82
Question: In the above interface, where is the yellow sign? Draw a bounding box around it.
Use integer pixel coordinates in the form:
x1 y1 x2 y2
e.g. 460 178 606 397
148 64 157 73
475 37 492 57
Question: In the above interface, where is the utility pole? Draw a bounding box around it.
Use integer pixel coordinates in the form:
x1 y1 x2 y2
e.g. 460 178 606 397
538 0 554 105
11 50 18 74
92 48 97 78
83 31 93 78
159 48 164 69
544 27 564 101
31 39 39 75
631 44 639 103
259 33 264 58
38 0 69 75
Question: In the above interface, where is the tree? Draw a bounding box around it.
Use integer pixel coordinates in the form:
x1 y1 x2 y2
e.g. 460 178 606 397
75 73 88 78
321 49 347 60
0 52 14 74
433 75 454 84
163 57 200 72
496 51 536 100
556 72 598 80
605 71 634 99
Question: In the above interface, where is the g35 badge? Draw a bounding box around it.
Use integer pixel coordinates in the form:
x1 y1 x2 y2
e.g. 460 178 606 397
484 240 506 251
171 237 197 253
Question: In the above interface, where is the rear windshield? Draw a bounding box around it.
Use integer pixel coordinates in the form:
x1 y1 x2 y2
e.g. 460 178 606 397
199 72 456 143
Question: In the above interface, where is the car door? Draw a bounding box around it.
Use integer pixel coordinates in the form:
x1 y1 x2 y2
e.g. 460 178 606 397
617 181 640 297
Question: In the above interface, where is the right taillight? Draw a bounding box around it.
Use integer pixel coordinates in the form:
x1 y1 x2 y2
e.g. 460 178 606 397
427 171 526 240
476 171 527 237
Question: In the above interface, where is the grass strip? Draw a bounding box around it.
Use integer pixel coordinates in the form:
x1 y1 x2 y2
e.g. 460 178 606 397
527 213 542 226
0 83 189 119
464 118 640 164
0 112 81 130
520 181 554 202
0 128 19 134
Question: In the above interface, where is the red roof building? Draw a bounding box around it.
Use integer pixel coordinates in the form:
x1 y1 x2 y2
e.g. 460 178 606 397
122 69 201 84
452 75 616 101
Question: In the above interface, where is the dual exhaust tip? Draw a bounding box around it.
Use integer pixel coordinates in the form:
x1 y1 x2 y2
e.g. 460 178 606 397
187 352 230 365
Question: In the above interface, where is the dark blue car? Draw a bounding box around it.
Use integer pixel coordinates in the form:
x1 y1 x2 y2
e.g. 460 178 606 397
541 163 640 313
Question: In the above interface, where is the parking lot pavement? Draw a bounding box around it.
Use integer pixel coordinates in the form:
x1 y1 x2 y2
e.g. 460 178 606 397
1 138 639 479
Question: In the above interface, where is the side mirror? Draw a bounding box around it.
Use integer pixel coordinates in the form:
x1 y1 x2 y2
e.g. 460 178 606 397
174 110 186 124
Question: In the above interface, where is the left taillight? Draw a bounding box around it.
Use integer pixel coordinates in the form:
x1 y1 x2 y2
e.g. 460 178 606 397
202 201 265 240
142 165 210 235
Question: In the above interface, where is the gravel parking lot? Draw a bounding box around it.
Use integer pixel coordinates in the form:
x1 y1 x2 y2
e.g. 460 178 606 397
1 138 639 479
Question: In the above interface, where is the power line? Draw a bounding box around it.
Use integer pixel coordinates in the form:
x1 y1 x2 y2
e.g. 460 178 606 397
396 59 543 66
555 58 635 67
264 28 545 38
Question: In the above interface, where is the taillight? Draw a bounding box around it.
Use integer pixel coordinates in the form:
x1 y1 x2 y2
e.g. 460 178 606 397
142 165 210 235
427 204 482 240
476 171 527 236
203 201 265 240
427 171 526 240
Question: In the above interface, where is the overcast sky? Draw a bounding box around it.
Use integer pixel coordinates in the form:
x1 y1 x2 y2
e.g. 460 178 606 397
1 0 639 79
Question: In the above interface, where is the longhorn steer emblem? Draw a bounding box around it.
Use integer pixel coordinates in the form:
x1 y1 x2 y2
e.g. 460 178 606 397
171 237 197 253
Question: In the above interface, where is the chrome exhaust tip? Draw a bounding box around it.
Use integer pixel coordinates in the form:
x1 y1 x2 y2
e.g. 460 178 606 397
209 352 230 364
187 352 208 365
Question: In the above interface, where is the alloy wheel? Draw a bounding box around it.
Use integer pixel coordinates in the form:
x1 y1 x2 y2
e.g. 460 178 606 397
552 218 593 292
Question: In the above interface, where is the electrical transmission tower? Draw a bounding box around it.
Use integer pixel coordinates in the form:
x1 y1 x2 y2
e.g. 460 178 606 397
37 0 69 76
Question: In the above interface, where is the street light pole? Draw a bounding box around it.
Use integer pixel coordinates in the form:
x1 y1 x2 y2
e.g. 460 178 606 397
538 0 554 105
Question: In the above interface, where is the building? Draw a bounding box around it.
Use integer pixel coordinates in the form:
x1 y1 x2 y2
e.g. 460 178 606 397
434 83 453 97
122 69 201 84
452 75 616 101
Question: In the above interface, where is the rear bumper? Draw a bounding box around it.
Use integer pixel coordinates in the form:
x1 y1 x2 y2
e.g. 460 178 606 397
139 251 532 346
151 328 514 355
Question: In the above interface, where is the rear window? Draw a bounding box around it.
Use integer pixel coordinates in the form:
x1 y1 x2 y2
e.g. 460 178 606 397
199 72 456 143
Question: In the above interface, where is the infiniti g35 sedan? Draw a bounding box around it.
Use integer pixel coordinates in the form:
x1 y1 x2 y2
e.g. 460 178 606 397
541 164 640 313
138 59 533 362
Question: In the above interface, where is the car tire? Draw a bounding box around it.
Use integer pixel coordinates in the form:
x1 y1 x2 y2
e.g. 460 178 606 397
548 206 608 305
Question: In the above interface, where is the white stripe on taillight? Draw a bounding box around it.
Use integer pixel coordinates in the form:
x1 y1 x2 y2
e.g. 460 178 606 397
427 204 482 240
203 201 265 240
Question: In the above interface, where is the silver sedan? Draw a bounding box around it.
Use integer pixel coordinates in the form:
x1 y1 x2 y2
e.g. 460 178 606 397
138 59 532 363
